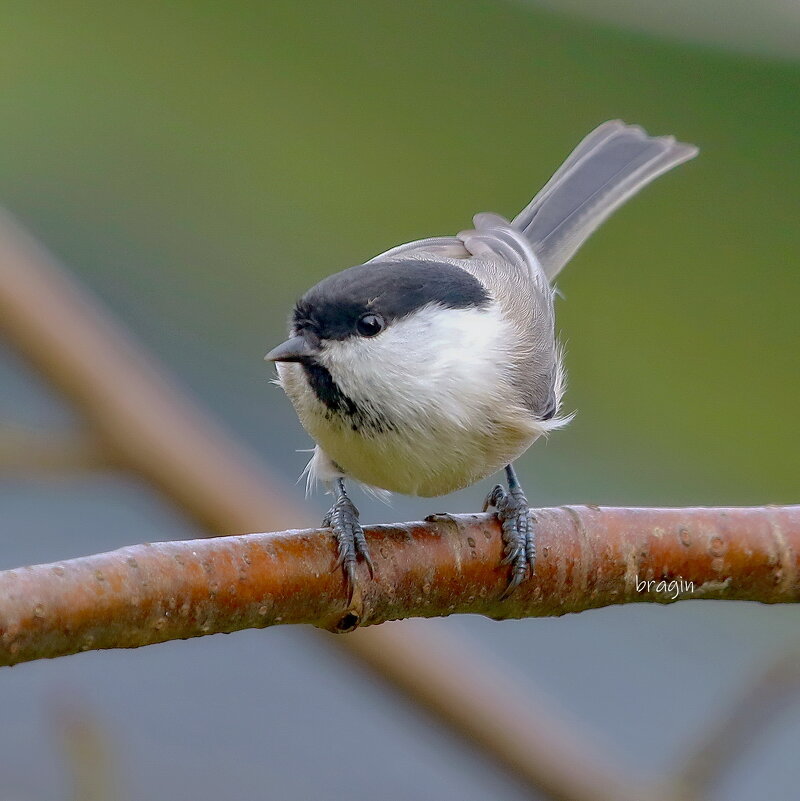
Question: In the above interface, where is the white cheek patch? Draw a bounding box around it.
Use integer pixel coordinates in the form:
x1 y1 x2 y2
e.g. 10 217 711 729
318 302 511 421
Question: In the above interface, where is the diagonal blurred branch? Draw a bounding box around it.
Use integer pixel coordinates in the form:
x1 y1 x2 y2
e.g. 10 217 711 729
0 211 294 535
338 621 650 801
1 505 798 667
0 209 675 801
672 650 800 800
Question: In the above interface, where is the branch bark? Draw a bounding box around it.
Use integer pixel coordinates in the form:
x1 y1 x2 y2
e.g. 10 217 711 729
2 505 797 668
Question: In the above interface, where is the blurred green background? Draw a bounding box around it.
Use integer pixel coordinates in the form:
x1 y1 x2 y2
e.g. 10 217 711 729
1 2 798 799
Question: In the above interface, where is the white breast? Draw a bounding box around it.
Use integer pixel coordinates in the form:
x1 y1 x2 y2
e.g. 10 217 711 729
277 302 547 497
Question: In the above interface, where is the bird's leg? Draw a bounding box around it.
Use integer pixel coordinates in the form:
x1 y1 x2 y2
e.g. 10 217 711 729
323 478 374 601
483 463 535 597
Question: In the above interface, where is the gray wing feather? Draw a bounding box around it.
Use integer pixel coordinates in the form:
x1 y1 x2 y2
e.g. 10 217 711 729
512 121 698 280
361 121 697 422
367 236 467 263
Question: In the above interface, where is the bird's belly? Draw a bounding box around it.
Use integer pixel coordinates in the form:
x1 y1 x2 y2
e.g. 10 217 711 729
278 362 542 496
313 413 538 497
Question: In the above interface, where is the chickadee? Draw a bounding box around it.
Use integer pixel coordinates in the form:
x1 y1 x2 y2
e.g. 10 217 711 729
267 121 697 598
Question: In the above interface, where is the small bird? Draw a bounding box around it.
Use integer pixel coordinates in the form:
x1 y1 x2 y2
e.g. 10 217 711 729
267 121 697 599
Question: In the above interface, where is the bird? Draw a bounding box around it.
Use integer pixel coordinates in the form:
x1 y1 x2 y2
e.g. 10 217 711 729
266 120 698 600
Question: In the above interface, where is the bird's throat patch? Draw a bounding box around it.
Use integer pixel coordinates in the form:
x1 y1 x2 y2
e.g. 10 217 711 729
301 361 393 433
302 362 358 418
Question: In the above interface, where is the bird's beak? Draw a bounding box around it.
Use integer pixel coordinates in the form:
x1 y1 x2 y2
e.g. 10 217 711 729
264 335 315 363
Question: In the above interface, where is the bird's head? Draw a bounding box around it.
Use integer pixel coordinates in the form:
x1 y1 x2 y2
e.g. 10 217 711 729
266 260 501 428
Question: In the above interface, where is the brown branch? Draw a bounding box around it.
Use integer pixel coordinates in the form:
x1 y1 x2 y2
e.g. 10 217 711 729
0 210 295 534
2 505 797 669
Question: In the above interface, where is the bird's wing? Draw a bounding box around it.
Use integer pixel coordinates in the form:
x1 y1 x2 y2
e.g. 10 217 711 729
359 120 697 422
456 216 563 423
368 215 545 293
370 121 697 285
367 236 468 262
368 217 561 423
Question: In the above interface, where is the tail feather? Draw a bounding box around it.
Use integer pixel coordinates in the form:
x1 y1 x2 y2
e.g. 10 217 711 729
512 121 698 281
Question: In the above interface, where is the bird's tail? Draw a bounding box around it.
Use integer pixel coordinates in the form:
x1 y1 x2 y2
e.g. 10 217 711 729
512 121 698 282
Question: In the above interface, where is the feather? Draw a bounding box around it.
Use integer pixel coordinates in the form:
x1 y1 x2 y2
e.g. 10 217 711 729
511 121 698 280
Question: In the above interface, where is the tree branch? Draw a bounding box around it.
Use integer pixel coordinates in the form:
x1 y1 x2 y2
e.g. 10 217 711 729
2 505 797 668
336 622 668 801
673 650 800 799
0 425 108 474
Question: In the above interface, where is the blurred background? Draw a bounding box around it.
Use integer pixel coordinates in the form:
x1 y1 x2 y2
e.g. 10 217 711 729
1 1 798 799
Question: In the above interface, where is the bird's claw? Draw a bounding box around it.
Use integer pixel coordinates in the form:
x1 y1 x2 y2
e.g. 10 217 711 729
324 494 373 601
482 485 505 513
484 484 535 597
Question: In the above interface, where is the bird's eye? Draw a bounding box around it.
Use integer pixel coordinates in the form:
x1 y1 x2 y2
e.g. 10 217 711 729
356 313 385 337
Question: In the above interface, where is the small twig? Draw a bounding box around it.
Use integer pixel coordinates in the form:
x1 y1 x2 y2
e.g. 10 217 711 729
672 650 800 800
1 505 797 669
55 698 124 801
0 425 108 474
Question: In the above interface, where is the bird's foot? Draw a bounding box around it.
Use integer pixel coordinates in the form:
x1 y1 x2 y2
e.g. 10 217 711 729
483 481 535 598
323 484 374 602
